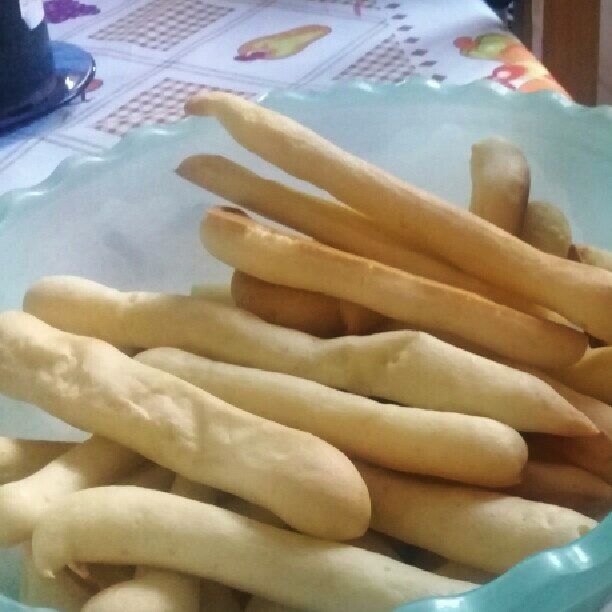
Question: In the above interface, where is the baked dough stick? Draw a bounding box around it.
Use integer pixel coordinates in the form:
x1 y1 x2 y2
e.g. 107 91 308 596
0 312 370 540
573 244 612 273
137 348 528 487
521 202 572 258
356 461 597 573
21 544 95 612
177 155 541 317
0 436 72 485
554 347 612 405
507 460 612 513
509 365 612 440
0 435 142 545
32 487 475 612
23 277 594 435
82 476 217 612
469 137 530 235
185 92 612 343
232 271 386 337
203 208 587 370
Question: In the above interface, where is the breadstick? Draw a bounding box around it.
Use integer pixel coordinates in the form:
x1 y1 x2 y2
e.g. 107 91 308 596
521 201 572 257
509 364 612 440
32 487 475 612
573 244 612 273
191 283 234 306
23 276 594 435
507 460 612 513
203 207 587 369
0 435 142 545
222 492 400 562
82 476 217 612
469 137 530 235
177 155 543 317
0 436 72 485
185 92 612 343
356 461 597 573
0 311 370 540
232 271 385 337
21 544 94 612
137 348 528 486
554 347 612 405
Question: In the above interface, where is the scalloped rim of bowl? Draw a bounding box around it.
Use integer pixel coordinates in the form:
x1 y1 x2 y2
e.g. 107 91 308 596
0 79 610 612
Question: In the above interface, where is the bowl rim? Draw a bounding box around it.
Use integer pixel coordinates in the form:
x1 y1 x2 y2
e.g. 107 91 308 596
0 78 611 611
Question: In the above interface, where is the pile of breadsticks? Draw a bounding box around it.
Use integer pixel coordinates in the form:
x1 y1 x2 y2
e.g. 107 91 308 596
1 92 611 612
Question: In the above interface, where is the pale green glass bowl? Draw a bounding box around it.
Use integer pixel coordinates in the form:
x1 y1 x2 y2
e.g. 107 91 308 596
0 79 610 611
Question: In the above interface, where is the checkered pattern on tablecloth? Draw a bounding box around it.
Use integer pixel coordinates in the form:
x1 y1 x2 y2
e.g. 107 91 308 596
94 78 256 136
90 0 234 52
334 35 415 82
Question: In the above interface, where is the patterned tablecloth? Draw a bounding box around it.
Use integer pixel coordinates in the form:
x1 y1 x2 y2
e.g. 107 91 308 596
0 0 564 193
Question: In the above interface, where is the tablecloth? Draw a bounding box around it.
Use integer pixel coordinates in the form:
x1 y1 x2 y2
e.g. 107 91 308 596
0 0 565 194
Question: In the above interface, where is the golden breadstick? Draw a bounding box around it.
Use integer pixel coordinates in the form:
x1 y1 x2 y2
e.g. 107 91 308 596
24 276 594 435
222 493 400 561
0 311 369 540
21 544 94 612
554 347 612 405
32 487 475 611
203 207 587 369
356 461 597 573
0 435 141 545
137 348 528 486
185 91 612 343
177 155 543 317
435 562 494 585
232 271 385 337
191 283 234 306
573 244 612 273
509 364 612 439
82 476 217 612
521 201 572 258
507 460 612 513
0 436 73 485
469 137 530 235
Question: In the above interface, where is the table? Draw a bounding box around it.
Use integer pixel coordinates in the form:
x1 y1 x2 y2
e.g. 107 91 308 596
0 0 565 194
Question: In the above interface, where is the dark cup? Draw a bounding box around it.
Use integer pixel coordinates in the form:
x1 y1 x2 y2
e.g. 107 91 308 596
0 1 55 114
